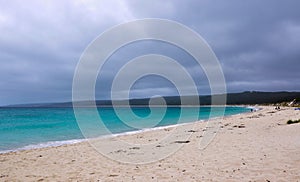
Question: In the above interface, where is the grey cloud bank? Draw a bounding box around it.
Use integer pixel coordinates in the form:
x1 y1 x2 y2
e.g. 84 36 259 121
0 0 299 105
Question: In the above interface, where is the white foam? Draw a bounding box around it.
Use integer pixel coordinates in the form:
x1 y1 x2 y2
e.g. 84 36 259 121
0 122 200 154
246 106 262 111
98 121 197 139
0 139 87 154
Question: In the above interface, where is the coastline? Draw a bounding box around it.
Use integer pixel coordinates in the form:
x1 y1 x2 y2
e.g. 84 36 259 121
0 105 250 154
1 106 299 181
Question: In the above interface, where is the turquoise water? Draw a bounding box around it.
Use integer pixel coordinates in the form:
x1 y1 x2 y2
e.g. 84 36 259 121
0 106 250 152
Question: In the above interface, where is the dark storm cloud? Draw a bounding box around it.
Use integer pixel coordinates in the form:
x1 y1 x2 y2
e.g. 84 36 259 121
127 0 300 92
0 0 299 105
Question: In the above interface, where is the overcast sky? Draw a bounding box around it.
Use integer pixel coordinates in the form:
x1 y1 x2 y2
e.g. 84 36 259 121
1 0 300 106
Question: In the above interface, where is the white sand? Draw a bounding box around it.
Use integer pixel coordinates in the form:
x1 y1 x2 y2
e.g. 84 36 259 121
1 106 300 181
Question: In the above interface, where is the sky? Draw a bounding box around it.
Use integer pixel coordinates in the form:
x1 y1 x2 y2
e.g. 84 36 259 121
0 0 300 106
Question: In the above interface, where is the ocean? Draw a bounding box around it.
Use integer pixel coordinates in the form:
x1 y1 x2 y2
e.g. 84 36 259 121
0 106 250 153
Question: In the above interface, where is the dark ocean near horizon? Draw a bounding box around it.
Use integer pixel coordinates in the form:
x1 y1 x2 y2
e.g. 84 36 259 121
0 106 251 153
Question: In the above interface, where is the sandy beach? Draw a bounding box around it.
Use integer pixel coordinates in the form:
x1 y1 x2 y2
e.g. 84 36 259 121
1 106 300 181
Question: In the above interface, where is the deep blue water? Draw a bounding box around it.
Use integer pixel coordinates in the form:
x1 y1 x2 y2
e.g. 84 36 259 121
0 106 250 152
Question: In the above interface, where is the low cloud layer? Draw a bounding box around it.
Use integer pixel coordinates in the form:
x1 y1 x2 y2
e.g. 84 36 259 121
0 0 299 105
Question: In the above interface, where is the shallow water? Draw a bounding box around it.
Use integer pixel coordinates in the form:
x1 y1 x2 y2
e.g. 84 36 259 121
0 106 250 152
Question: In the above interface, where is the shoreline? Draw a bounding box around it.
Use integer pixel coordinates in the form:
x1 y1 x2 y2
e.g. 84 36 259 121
1 105 299 181
0 106 251 154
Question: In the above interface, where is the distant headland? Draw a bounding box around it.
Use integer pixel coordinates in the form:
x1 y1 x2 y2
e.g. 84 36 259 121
3 91 300 108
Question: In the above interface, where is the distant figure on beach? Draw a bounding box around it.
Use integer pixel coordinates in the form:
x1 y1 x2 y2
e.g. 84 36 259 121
275 106 280 110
